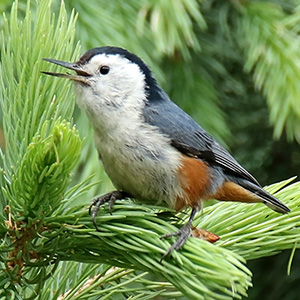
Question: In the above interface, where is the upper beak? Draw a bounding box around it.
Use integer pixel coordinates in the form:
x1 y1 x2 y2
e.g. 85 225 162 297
42 58 91 84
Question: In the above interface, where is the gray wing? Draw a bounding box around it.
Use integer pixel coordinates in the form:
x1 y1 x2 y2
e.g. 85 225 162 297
142 94 260 186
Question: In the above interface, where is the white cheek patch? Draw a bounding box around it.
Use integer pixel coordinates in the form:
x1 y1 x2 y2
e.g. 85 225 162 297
82 54 146 108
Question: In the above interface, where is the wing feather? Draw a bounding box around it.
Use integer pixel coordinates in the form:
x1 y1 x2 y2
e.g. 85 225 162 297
143 96 259 186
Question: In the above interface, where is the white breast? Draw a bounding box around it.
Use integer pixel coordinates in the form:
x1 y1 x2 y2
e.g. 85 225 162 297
93 112 184 208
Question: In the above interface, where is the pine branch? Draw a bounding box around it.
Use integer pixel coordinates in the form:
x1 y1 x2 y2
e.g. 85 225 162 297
5 178 298 299
34 179 298 300
0 0 80 203
51 263 180 300
237 2 300 142
136 0 206 58
0 0 80 298
66 0 206 61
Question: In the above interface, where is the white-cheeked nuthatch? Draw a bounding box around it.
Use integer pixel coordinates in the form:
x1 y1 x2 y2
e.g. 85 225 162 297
43 46 290 259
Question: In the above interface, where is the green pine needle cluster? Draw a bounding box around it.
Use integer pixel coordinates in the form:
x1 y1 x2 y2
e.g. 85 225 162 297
136 0 206 58
0 0 80 202
35 203 251 299
238 2 300 142
7 120 82 220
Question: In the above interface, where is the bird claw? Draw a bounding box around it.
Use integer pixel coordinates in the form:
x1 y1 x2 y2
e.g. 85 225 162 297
89 190 129 231
160 223 192 261
160 224 219 261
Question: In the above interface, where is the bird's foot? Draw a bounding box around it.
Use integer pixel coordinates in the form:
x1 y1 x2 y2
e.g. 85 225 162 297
160 223 192 260
89 190 129 230
160 225 220 260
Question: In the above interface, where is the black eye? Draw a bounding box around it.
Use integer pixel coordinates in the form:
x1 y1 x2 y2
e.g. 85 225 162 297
99 65 110 75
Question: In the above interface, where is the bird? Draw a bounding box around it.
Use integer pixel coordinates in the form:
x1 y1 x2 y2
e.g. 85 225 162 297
43 46 290 259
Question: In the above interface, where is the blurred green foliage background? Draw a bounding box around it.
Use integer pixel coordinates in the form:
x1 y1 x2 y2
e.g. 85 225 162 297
0 0 300 299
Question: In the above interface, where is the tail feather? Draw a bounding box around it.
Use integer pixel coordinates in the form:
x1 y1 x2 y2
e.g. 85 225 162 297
237 178 290 214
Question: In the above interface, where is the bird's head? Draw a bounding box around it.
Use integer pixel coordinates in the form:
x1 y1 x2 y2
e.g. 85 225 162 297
43 47 160 114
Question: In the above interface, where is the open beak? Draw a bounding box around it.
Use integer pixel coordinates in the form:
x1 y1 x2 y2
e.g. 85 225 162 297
42 58 91 84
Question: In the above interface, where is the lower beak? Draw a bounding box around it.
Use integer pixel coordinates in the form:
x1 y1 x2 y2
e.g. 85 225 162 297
42 58 91 84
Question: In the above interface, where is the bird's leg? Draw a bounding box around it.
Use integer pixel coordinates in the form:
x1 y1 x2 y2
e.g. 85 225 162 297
160 208 198 260
89 190 129 231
